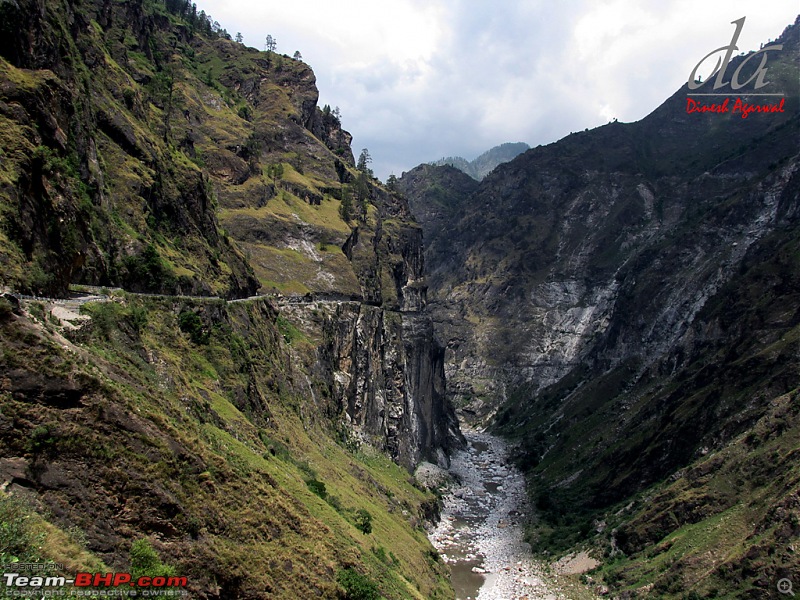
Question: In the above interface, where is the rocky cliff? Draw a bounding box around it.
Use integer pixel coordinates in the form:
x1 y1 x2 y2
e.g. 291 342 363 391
403 17 800 598
0 0 460 597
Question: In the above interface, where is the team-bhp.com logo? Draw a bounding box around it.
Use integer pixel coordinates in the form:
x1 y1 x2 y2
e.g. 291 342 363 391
2 569 188 596
686 16 785 118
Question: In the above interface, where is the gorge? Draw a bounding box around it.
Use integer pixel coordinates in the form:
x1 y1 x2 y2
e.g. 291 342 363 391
401 15 800 599
0 1 798 599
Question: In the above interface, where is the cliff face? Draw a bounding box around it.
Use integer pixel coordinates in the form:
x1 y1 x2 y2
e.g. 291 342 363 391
402 17 800 597
305 302 460 469
0 0 460 597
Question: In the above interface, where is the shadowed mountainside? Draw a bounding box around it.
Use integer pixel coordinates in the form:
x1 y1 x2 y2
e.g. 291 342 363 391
402 16 800 598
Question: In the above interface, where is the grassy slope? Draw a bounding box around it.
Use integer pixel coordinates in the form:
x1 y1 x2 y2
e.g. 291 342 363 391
593 390 800 599
0 295 451 599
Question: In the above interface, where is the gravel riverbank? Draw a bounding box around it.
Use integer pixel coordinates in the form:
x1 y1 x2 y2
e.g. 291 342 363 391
426 429 598 600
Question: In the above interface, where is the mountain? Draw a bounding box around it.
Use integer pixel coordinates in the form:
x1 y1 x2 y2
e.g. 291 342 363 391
430 141 529 180
401 17 800 598
0 0 461 598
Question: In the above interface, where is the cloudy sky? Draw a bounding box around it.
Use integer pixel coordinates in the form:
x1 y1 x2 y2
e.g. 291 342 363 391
200 1 798 180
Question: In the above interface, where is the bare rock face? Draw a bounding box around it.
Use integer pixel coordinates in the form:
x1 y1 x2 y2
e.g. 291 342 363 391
275 208 464 469
313 302 461 469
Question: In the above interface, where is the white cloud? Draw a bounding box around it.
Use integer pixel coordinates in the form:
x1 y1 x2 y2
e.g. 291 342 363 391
199 0 798 179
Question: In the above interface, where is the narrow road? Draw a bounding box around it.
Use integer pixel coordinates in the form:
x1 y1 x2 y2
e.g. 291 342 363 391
428 428 597 600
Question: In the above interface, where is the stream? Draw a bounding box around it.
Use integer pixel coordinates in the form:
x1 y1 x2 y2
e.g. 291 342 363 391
427 429 594 600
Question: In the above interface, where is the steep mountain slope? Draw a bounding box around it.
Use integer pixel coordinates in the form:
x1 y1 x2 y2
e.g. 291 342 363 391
402 17 800 598
0 294 454 599
0 0 260 298
0 0 460 598
430 142 529 180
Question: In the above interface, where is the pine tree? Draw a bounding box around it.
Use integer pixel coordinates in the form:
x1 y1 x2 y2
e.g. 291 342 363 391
339 186 353 222
357 148 372 177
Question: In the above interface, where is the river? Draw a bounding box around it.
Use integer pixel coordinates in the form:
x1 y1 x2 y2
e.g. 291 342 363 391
427 428 597 600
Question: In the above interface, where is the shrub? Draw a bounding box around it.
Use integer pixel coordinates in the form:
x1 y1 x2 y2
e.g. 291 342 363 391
326 495 343 512
258 431 291 461
355 509 372 535
0 297 13 320
336 568 379 600
27 425 56 456
178 310 210 345
123 87 136 109
130 539 176 579
306 479 327 500
238 105 253 121
372 545 388 564
128 305 149 332
123 244 175 292
86 302 123 338
82 302 148 339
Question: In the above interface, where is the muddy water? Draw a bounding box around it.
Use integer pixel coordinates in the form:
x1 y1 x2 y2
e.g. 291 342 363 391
428 429 571 600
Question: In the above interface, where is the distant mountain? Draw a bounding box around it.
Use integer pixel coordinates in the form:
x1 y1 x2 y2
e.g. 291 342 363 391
431 141 530 180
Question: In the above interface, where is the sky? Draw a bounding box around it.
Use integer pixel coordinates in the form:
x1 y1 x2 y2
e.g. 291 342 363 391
199 1 799 180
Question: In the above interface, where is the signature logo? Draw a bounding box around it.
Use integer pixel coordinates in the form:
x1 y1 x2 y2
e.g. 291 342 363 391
687 17 783 92
685 16 786 117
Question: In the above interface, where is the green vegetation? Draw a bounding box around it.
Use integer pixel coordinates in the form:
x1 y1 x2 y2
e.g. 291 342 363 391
178 309 210 345
82 301 148 339
337 567 380 600
129 539 177 579
305 478 327 499
355 509 373 535
27 424 57 456
275 314 306 345
0 295 452 598
0 493 44 564
0 489 106 581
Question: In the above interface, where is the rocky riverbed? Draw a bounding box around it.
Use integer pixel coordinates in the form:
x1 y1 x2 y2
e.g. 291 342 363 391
425 428 598 600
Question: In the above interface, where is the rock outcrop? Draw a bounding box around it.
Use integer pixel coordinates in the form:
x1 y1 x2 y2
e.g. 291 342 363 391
308 302 461 469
